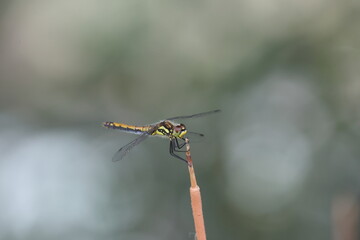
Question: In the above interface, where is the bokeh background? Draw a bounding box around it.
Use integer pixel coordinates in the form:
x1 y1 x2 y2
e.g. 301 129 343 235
1 1 360 240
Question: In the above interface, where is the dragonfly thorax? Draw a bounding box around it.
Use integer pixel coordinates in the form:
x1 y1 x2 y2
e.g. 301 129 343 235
153 121 187 138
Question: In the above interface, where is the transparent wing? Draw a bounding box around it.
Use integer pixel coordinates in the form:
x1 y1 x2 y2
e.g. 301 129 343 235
112 133 149 162
186 131 205 143
166 109 220 121
187 131 204 137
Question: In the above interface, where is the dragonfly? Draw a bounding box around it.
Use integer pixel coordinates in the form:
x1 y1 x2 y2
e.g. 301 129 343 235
103 109 220 163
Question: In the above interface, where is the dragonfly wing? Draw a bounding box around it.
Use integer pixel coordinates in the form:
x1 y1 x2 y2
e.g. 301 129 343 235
187 131 204 137
166 109 220 121
186 131 205 143
112 133 149 162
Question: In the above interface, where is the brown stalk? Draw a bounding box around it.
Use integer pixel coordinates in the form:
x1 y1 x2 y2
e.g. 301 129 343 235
185 138 206 240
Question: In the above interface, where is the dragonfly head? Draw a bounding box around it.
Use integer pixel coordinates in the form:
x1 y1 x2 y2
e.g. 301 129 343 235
174 124 187 138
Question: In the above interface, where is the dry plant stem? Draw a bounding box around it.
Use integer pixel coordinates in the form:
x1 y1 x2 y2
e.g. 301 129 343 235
332 194 359 240
185 138 206 240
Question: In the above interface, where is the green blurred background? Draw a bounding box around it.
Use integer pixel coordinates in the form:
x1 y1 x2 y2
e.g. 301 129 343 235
1 1 360 240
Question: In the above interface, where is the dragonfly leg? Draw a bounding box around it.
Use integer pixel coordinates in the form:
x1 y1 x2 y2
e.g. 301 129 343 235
177 138 187 148
173 138 187 153
169 139 188 163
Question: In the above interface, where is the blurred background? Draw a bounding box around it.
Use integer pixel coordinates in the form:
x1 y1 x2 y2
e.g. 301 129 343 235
0 1 360 239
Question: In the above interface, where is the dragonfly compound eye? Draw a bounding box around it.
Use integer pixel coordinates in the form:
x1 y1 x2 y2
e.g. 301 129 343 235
178 124 187 138
174 125 182 133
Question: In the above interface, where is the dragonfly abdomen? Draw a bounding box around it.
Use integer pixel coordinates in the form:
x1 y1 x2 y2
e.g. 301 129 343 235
103 122 151 134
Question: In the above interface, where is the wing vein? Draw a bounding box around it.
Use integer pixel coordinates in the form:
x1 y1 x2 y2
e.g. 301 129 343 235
112 133 149 162
166 109 220 121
